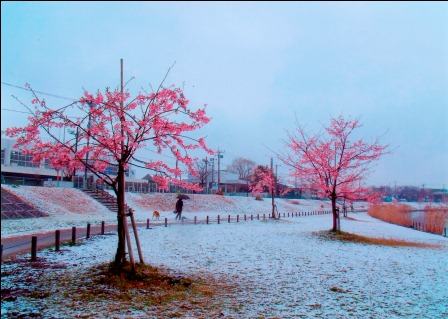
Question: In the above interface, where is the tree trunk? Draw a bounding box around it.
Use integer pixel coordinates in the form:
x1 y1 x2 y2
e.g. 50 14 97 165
114 163 127 269
331 194 339 232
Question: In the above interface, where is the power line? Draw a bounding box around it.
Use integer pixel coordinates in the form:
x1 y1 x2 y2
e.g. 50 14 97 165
1 108 33 114
1 81 77 101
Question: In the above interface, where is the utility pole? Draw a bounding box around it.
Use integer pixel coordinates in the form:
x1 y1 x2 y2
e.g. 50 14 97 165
216 148 225 190
210 157 215 188
271 157 275 218
83 102 94 189
275 164 281 197
204 157 209 193
175 159 179 193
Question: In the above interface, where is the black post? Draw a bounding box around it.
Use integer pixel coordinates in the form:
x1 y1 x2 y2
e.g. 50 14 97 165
194 216 197 224
228 215 230 223
71 227 76 245
55 230 60 252
218 215 220 224
147 218 150 229
31 236 37 261
165 218 168 227
101 221 105 235
237 215 239 222
207 215 209 224
86 223 91 239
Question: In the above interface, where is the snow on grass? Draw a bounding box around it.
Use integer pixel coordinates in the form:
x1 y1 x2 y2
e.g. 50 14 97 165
2 186 448 318
1 185 115 237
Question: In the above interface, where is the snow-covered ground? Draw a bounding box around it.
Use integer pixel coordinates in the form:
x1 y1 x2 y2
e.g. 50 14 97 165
1 185 369 238
2 185 448 318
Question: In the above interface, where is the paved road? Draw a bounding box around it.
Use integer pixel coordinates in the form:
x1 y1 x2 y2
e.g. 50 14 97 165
1 223 122 260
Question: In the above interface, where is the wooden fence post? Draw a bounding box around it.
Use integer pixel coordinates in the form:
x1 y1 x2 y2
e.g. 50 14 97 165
71 227 76 245
244 214 246 221
55 230 60 252
165 218 168 227
31 236 37 261
228 215 231 223
86 223 91 239
218 215 220 224
237 215 239 222
251 214 253 221
194 216 197 224
147 219 150 229
101 221 105 235
207 215 209 224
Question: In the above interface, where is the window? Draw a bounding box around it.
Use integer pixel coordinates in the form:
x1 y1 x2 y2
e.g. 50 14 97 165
10 150 40 168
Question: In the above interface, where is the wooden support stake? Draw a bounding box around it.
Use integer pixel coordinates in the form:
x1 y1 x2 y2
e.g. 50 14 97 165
123 214 135 272
129 209 144 264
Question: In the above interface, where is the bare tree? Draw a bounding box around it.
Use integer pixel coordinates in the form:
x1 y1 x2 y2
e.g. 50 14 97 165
228 157 256 181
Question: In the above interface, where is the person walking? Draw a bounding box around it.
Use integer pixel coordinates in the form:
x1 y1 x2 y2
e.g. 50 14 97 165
175 197 183 220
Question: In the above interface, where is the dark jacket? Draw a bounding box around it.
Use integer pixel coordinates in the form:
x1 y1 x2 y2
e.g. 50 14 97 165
175 199 183 212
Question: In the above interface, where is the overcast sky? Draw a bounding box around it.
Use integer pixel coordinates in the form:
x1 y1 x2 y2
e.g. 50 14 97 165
2 1 447 188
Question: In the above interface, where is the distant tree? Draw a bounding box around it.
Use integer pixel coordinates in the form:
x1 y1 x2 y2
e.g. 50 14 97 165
194 158 212 189
278 115 390 231
396 186 419 202
250 165 278 218
6 61 213 272
227 157 256 196
227 157 256 181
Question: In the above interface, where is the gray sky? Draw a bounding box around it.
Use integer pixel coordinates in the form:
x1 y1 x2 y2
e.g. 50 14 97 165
2 1 447 188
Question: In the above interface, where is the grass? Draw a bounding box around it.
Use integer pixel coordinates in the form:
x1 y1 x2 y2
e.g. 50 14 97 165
316 230 441 249
1 258 242 318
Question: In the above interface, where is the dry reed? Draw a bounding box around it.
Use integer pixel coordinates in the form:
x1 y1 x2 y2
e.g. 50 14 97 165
368 203 447 235
368 203 413 227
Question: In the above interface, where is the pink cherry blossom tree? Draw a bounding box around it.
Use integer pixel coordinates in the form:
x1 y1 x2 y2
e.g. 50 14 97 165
250 165 278 218
278 115 390 231
6 61 213 270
